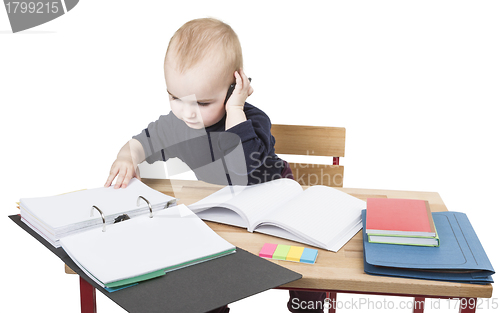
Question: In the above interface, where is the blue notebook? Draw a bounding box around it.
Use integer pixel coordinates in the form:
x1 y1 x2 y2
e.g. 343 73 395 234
362 210 494 284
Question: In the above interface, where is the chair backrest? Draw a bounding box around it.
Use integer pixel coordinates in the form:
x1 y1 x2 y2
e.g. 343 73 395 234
271 124 345 187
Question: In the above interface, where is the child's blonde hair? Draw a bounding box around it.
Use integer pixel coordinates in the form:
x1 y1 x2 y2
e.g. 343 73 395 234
166 18 243 82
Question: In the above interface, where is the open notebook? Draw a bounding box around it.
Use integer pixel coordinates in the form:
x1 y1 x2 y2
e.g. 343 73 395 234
60 204 236 290
189 178 367 252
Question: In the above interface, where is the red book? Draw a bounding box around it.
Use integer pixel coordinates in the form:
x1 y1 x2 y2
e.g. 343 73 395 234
366 198 436 237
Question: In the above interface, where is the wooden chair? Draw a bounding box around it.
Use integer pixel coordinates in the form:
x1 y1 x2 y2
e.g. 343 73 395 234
271 124 345 187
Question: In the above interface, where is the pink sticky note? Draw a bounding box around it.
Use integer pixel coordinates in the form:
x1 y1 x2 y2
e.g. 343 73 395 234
259 243 278 258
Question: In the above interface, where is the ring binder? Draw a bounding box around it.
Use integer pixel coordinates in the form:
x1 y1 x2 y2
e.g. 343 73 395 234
90 205 106 232
137 196 153 218
18 177 177 248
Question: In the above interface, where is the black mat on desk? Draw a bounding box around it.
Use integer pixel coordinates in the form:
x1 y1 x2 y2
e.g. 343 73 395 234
10 215 302 313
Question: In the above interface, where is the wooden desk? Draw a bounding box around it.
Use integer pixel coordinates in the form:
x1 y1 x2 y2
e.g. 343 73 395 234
68 179 493 313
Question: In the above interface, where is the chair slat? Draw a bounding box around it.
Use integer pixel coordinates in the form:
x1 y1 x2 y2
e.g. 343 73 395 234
272 124 345 157
288 163 344 187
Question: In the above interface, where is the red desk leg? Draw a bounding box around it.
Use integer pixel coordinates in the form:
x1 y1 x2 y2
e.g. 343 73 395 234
326 292 337 313
332 157 340 165
459 298 477 313
413 297 425 313
80 276 97 313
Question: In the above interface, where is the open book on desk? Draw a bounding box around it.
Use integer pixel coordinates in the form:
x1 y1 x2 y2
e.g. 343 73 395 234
188 178 367 252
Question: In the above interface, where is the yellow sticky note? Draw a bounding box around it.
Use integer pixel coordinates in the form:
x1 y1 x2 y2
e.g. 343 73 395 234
286 246 305 262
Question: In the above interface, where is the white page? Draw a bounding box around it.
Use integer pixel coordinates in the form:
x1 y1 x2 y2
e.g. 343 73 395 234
253 185 366 248
188 185 248 212
195 207 248 228
254 225 315 246
59 205 235 285
327 221 363 252
189 179 303 227
20 178 174 230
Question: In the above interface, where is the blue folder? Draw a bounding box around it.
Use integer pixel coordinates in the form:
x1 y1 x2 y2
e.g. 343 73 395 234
362 210 494 284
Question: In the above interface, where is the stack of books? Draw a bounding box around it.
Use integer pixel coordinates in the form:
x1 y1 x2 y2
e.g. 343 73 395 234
365 198 439 247
362 198 495 284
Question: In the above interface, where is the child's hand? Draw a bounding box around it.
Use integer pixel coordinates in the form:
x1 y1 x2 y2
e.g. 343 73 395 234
105 156 141 189
104 140 145 189
226 69 253 110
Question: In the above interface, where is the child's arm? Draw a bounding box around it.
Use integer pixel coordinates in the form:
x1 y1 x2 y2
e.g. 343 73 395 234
104 139 145 189
225 69 253 130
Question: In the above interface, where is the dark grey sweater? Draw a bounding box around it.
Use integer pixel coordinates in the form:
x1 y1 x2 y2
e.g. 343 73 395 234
132 103 285 185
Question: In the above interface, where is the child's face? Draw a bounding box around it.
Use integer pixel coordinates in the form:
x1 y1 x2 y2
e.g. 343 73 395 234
165 54 231 129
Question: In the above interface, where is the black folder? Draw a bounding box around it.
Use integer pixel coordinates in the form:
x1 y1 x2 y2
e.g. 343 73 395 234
10 215 302 313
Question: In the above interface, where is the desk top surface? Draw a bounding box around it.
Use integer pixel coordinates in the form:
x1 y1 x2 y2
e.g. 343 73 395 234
142 178 493 299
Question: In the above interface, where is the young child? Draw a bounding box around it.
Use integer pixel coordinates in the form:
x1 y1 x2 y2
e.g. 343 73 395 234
105 18 288 189
104 18 323 313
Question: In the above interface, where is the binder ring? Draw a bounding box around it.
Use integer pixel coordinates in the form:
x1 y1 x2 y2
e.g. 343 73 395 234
137 196 153 218
90 205 106 232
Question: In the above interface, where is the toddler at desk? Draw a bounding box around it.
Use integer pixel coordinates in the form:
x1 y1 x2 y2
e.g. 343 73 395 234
104 18 324 313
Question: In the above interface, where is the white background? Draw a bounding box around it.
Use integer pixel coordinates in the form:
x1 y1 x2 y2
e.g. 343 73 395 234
1 1 499 312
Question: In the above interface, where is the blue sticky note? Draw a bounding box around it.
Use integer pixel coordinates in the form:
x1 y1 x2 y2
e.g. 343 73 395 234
300 248 318 264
